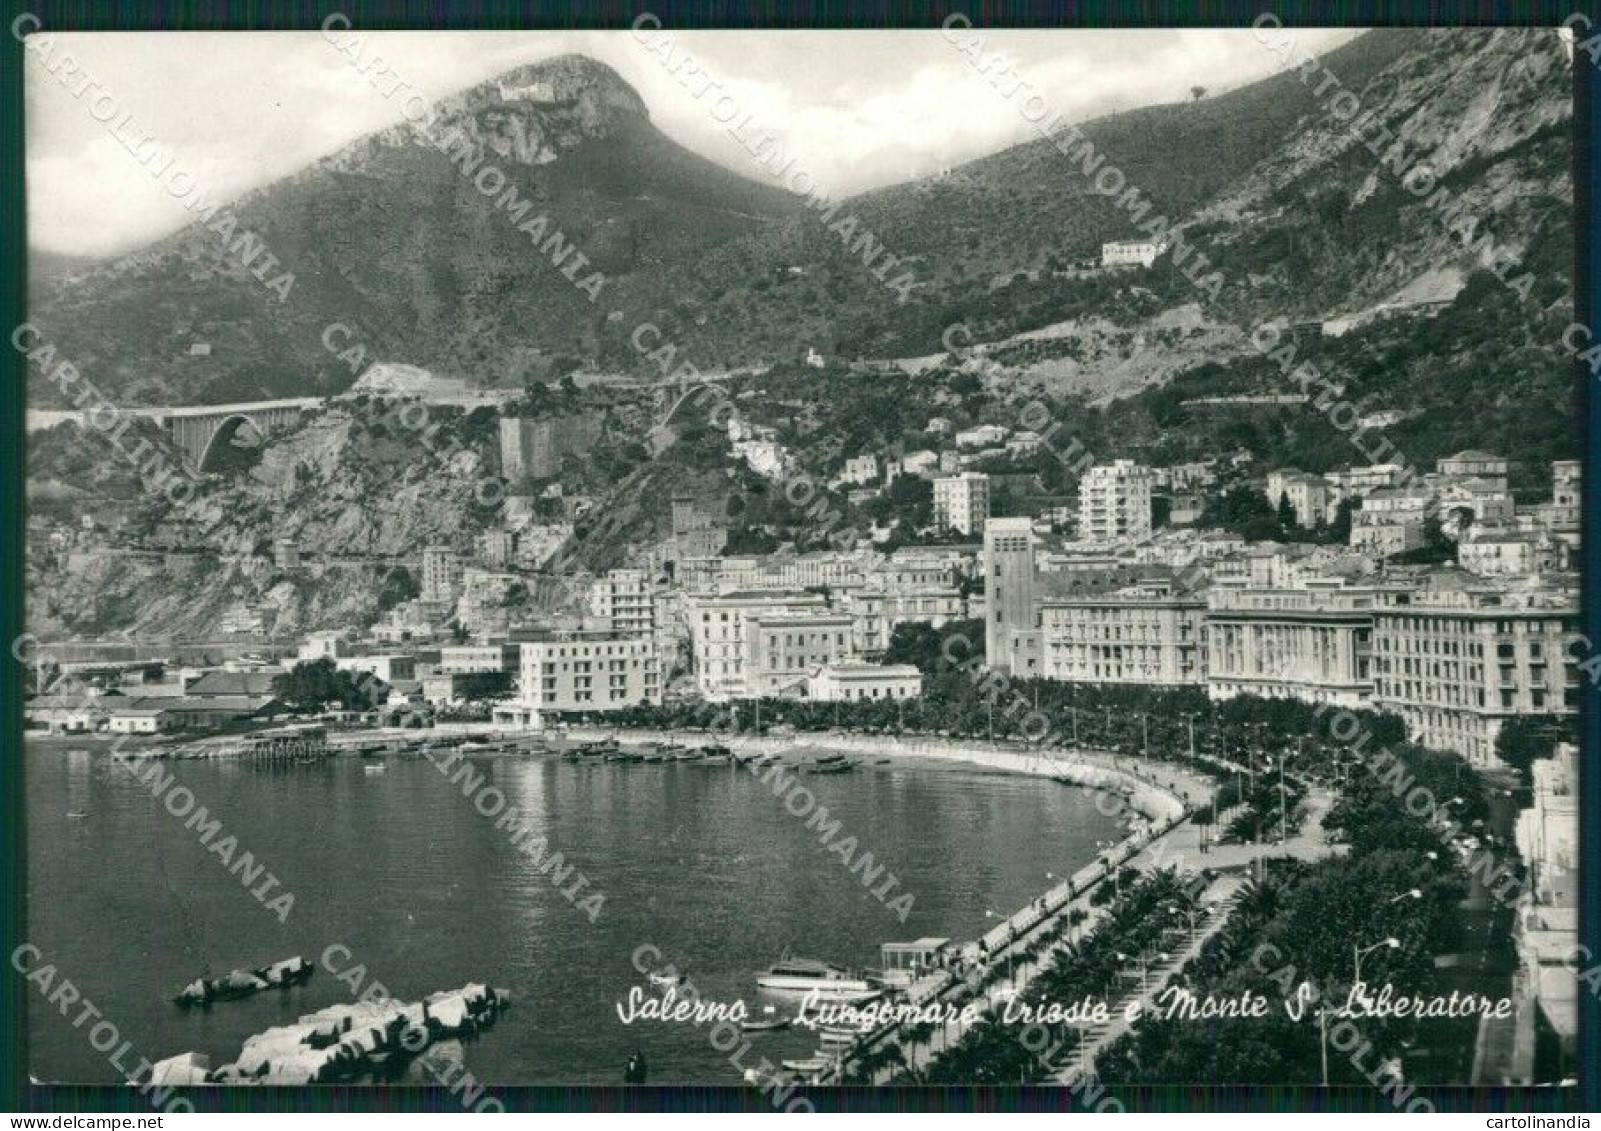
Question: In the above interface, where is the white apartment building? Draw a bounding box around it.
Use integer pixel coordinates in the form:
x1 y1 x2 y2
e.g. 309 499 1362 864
589 568 656 636
933 472 991 536
838 455 880 485
335 654 417 685
1436 478 1515 533
687 590 832 700
1350 489 1430 557
955 425 1009 449
1266 469 1331 528
499 631 661 727
437 643 520 674
1101 238 1168 268
298 631 351 663
1436 450 1509 488
1040 583 1205 686
1458 532 1557 578
1552 459 1580 510
1372 584 1578 766
421 546 462 603
1078 460 1154 544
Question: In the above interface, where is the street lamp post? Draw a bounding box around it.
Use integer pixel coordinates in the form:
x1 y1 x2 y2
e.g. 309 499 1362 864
1353 937 1400 985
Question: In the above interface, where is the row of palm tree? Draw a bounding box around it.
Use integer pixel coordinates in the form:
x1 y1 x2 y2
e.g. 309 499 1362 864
913 869 1203 1084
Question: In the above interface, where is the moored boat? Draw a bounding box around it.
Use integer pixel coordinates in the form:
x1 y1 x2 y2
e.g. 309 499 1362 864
780 1056 834 1073
808 758 857 774
740 1015 792 1032
756 958 874 997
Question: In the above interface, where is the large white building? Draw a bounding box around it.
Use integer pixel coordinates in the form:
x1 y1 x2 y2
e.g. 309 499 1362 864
848 583 965 654
1204 580 1381 708
1101 238 1168 268
933 472 991 536
686 590 833 700
1350 489 1430 557
1436 450 1509 488
1078 460 1154 544
1040 582 1205 686
1266 469 1331 528
499 630 661 727
438 643 519 674
746 612 856 698
1372 581 1578 766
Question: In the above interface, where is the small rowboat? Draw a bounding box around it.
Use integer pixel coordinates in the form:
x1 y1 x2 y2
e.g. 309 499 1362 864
740 1015 792 1033
648 971 685 989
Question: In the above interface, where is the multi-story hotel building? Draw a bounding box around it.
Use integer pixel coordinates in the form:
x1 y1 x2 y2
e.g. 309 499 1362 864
1040 581 1206 686
686 590 832 700
746 612 857 698
499 630 660 727
933 472 991 536
1078 460 1154 544
1372 581 1578 766
1350 488 1430 557
1204 580 1381 708
984 517 1041 675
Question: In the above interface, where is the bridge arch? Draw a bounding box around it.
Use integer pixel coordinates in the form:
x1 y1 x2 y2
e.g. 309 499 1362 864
195 414 264 472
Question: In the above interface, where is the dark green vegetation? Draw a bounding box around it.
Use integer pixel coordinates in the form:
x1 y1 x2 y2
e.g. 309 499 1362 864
271 658 382 711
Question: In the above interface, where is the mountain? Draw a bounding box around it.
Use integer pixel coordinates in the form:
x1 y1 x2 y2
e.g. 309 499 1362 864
28 55 801 406
30 32 1572 407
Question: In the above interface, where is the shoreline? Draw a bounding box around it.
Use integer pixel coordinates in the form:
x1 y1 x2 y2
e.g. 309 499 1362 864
562 724 1210 828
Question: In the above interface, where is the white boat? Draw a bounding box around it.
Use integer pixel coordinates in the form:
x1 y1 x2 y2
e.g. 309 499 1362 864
648 971 685 989
780 1056 834 1074
755 958 874 997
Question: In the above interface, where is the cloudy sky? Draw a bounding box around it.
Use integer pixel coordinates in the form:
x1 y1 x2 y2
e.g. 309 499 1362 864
27 26 1358 258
